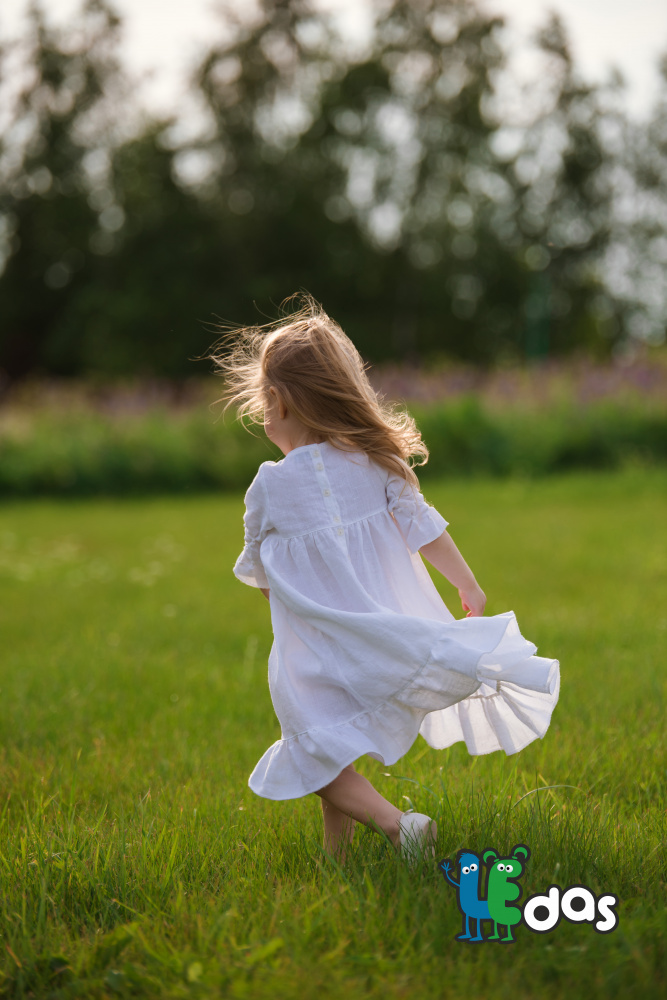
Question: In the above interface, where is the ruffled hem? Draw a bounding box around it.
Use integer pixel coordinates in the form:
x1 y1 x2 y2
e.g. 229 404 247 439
248 611 560 800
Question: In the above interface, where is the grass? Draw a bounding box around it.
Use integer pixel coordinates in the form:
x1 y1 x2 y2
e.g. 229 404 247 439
0 468 665 998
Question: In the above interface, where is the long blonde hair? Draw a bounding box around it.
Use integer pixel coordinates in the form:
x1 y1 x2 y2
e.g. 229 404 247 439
209 293 428 489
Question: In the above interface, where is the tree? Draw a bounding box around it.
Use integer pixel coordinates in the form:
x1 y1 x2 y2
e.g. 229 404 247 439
602 52 667 350
189 0 623 366
0 0 125 379
0 0 651 380
187 0 528 365
501 13 621 359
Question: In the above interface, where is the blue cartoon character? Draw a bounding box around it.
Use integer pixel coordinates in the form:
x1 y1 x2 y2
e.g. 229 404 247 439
439 851 491 942
482 844 530 943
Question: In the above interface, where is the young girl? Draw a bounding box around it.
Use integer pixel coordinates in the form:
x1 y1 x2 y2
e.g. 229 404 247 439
213 296 559 863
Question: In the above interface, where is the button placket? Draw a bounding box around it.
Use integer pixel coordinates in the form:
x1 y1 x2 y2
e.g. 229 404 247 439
310 447 344 541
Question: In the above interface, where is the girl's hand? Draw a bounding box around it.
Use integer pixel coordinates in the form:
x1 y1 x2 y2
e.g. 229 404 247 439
458 585 486 617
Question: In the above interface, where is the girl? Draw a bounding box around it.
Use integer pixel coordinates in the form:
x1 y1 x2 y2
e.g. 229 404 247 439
213 295 559 863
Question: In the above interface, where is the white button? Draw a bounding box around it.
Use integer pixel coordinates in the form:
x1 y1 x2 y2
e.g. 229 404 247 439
337 528 343 536
316 462 324 470
334 515 340 522
323 489 331 496
313 449 320 457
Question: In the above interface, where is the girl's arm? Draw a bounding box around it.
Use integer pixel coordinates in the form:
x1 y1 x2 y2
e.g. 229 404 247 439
419 530 486 617
260 588 270 601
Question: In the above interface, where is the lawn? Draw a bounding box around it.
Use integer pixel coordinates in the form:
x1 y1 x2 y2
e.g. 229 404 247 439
0 468 665 998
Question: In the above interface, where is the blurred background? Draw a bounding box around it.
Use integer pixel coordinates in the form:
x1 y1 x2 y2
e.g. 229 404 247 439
0 0 666 494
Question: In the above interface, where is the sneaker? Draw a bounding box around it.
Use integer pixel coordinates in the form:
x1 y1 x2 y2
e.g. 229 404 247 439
398 811 437 866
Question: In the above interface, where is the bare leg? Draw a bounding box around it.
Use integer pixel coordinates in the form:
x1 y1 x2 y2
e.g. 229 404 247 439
319 797 356 860
315 763 403 851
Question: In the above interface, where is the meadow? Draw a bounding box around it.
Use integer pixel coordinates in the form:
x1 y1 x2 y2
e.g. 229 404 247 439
0 468 665 998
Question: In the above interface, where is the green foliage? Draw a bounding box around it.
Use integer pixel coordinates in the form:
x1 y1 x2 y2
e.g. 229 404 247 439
0 0 124 379
0 471 665 997
0 393 665 497
0 406 277 497
413 398 667 477
1 0 665 381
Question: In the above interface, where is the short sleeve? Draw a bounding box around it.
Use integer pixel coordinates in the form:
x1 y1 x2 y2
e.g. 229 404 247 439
233 466 271 589
385 470 449 554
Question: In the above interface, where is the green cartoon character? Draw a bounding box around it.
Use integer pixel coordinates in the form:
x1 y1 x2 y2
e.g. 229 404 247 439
482 844 530 942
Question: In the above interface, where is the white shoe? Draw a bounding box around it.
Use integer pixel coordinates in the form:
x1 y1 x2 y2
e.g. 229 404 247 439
398 811 437 865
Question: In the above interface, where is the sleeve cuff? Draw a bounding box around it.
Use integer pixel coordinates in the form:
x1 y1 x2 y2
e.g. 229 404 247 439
405 506 449 554
233 547 269 589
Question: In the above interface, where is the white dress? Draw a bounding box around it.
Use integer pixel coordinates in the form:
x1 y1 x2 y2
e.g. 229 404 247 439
233 440 560 800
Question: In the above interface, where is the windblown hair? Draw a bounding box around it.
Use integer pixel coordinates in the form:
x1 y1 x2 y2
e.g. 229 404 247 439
209 293 428 490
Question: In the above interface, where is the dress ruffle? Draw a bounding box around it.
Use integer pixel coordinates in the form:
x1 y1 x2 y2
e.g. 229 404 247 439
248 610 560 800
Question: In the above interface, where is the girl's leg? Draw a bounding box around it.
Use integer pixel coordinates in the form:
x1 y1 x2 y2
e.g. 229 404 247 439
315 763 403 852
319 797 356 859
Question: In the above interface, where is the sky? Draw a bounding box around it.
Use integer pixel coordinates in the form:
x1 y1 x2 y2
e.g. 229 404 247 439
1 0 666 121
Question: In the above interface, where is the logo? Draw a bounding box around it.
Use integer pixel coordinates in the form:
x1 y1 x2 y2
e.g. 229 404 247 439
439 844 619 943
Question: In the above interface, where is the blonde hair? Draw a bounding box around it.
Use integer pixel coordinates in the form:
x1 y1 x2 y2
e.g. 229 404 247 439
209 293 428 489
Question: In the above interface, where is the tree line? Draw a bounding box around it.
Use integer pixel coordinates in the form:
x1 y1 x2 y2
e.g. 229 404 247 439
0 0 666 382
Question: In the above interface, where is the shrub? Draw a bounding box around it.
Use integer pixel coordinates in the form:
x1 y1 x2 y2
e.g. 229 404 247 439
1 396 665 498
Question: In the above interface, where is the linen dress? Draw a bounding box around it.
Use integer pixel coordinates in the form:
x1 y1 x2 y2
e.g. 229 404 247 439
233 440 560 800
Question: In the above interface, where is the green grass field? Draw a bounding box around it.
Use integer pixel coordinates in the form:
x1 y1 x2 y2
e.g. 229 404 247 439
0 469 665 999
